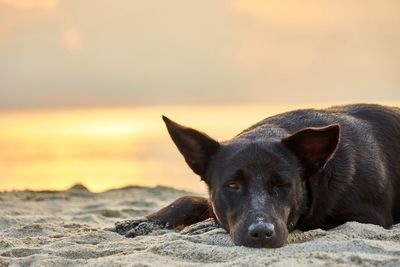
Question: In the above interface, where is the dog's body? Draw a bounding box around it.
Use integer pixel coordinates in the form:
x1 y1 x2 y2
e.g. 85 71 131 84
117 104 400 248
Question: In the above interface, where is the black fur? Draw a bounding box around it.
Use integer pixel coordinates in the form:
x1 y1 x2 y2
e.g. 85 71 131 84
120 104 400 248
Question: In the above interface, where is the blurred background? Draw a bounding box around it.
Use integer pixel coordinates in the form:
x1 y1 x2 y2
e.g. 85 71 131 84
1 0 399 193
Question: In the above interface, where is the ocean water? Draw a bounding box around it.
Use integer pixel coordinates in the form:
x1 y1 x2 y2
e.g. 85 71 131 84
0 103 379 193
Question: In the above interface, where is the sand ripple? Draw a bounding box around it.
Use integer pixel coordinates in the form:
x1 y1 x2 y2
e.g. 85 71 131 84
1 185 400 266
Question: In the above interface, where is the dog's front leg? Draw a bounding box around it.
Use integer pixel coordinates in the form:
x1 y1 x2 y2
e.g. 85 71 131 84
115 196 211 237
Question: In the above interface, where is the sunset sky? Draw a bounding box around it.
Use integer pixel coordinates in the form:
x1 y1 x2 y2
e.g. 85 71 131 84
0 1 399 192
1 0 399 109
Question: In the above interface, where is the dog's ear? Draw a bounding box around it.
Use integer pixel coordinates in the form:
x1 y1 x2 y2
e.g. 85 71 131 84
162 116 219 178
282 124 340 177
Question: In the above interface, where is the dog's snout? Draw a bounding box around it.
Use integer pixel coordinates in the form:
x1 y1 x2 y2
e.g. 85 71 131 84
248 222 275 240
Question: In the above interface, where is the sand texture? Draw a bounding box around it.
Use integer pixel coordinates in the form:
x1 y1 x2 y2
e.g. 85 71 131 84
1 185 400 266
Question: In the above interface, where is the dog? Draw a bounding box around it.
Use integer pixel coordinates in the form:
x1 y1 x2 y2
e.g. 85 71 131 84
117 104 400 248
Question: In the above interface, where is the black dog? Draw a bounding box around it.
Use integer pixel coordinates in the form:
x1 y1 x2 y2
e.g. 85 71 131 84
117 104 400 248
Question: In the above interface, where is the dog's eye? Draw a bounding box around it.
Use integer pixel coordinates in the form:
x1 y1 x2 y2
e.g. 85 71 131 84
275 182 292 188
270 174 291 188
225 182 240 190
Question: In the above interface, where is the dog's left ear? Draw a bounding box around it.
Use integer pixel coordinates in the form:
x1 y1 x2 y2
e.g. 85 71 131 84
162 116 220 179
282 124 340 177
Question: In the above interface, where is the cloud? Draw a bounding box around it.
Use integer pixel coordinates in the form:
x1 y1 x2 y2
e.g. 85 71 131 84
228 0 400 102
0 0 399 109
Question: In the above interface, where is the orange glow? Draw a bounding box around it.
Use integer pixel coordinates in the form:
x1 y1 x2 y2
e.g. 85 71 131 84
231 0 340 27
0 0 58 9
0 105 298 192
63 28 83 53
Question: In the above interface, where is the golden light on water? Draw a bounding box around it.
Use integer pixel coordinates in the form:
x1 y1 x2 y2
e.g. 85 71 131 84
1 103 400 193
0 108 157 192
0 104 310 193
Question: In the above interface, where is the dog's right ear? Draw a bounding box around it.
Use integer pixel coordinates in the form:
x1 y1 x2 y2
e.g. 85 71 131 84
282 124 340 177
162 116 220 179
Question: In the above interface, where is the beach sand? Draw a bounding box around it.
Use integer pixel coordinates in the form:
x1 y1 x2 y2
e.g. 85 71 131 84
1 184 399 266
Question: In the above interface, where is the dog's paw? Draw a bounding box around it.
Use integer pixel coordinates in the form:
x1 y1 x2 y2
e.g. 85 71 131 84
181 218 219 235
115 218 165 238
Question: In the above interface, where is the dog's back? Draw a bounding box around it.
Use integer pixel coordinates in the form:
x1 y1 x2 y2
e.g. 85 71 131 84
338 104 400 223
239 104 400 228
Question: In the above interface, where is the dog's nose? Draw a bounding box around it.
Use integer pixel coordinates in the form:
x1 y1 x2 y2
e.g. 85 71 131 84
248 222 275 240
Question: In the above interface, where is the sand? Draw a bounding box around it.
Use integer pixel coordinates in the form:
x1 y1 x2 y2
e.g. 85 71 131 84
1 185 400 267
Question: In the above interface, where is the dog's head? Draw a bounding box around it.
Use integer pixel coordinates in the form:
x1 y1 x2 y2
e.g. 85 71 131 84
163 116 340 248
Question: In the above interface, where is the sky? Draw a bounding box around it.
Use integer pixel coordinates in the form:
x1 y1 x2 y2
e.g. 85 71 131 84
1 0 400 109
1 1 400 192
